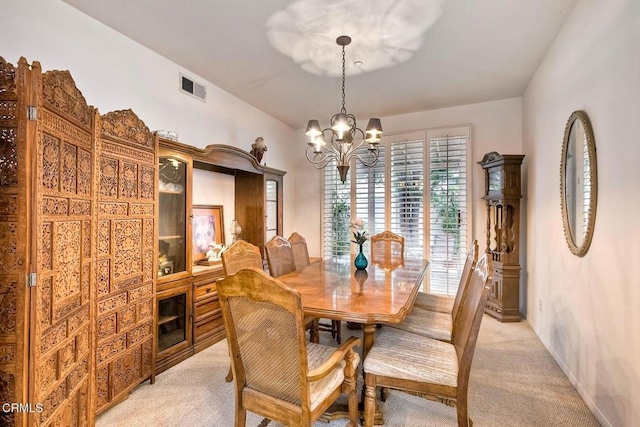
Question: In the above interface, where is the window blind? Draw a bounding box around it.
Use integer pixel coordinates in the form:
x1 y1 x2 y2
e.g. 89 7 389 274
428 135 468 295
355 145 386 253
322 159 351 258
321 126 471 297
390 139 424 258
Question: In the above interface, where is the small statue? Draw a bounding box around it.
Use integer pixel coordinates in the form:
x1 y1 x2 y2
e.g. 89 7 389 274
206 242 224 261
230 220 242 243
250 137 268 164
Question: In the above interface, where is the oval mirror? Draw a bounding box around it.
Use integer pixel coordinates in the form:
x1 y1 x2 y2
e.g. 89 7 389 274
560 110 597 256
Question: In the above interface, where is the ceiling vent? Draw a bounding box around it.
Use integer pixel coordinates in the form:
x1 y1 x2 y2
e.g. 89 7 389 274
179 73 206 102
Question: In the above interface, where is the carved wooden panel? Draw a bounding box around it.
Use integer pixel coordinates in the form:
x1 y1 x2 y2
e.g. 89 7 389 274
0 56 25 427
1 57 159 425
32 67 95 426
96 109 156 413
0 128 18 186
0 372 15 426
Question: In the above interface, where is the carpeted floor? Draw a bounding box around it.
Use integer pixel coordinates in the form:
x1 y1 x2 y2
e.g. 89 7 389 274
96 316 600 426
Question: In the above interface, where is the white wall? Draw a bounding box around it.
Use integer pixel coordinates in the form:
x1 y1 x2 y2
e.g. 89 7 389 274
1 0 300 238
290 98 523 258
192 170 235 246
522 0 640 425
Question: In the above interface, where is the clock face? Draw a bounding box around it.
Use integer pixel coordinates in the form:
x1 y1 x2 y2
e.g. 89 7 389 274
488 169 502 192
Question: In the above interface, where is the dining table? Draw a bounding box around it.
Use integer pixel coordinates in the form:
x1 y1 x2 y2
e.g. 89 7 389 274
278 254 429 423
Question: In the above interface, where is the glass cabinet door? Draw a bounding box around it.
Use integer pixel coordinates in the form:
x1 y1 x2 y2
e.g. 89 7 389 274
158 156 189 279
265 179 278 241
157 292 187 352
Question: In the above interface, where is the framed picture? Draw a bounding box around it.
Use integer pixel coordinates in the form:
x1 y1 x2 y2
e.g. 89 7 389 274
192 205 224 262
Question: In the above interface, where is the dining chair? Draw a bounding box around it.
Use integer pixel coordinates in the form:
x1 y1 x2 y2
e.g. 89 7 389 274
266 235 319 343
370 231 405 269
220 240 265 382
289 232 342 344
218 268 361 427
265 235 297 278
413 241 479 315
363 255 492 427
221 240 264 276
344 230 406 335
386 240 479 343
289 232 311 271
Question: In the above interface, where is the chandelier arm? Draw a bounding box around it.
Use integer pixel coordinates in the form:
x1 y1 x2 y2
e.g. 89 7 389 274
311 161 332 170
305 146 337 167
342 128 367 156
333 143 349 162
352 150 380 167
324 129 344 154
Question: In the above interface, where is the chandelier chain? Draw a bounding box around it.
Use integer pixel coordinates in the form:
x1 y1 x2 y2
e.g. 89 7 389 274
341 44 346 114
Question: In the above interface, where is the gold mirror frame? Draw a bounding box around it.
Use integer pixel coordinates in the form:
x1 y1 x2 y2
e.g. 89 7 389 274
560 110 597 257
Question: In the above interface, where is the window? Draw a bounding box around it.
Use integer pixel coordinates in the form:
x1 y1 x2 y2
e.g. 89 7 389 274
322 126 471 295
322 160 352 258
427 127 470 295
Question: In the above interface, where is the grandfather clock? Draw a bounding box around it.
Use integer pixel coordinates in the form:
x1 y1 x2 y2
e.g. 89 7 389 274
478 152 525 322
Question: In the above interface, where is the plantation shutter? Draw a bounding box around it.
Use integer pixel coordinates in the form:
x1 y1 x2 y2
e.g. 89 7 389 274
322 159 351 258
354 145 386 253
321 125 471 295
390 138 425 258
427 129 470 295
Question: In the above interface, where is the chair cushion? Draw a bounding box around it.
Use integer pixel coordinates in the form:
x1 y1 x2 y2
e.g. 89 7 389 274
387 307 453 342
413 292 455 313
307 342 360 410
363 327 458 388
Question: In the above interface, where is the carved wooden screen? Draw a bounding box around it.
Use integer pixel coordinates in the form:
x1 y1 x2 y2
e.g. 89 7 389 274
0 57 28 427
31 66 96 426
96 109 156 413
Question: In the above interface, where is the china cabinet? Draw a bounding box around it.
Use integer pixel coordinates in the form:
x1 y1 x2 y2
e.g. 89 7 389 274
159 139 286 256
155 149 194 372
158 150 192 282
155 138 285 372
478 152 524 322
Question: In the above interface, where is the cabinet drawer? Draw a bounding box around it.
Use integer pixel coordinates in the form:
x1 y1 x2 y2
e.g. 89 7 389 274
195 282 218 301
194 298 221 322
195 315 224 341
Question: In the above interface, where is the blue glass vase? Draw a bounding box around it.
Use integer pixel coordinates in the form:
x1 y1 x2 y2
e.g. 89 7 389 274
354 244 368 270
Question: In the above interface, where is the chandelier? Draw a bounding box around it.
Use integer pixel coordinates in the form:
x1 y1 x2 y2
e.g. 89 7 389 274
305 35 383 183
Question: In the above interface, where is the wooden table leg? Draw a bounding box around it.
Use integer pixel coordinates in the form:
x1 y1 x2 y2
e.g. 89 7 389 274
361 323 377 362
319 322 383 425
361 323 383 425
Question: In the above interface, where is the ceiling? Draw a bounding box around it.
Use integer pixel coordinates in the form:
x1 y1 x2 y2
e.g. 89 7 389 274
63 0 578 129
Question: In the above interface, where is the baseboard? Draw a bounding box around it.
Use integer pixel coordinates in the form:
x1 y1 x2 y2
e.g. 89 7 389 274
524 317 612 427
